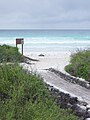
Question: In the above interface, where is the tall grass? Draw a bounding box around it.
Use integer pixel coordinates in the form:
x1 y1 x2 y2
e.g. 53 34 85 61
0 64 79 120
65 49 90 81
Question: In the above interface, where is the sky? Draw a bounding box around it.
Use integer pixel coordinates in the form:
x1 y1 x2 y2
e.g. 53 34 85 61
0 0 90 29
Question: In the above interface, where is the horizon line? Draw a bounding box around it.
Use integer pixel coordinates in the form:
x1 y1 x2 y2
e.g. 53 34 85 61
0 28 90 30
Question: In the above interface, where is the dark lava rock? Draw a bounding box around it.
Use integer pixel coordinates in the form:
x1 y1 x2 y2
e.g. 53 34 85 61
38 54 45 57
69 97 78 105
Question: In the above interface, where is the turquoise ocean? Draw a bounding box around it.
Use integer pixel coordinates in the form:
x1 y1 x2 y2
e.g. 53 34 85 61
0 29 90 54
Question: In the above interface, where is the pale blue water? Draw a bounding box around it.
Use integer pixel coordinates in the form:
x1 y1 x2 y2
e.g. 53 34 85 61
0 29 90 54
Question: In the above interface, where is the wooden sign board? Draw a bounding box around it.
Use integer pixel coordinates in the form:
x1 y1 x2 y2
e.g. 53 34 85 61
16 38 24 55
16 38 24 45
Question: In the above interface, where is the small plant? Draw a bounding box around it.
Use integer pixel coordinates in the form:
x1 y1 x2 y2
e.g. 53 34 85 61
65 49 90 81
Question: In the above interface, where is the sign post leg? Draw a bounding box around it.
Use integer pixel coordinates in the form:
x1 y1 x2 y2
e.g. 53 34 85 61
22 44 23 55
16 38 24 55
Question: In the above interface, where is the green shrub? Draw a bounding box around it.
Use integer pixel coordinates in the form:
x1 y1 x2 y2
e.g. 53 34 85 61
0 44 24 62
65 49 90 81
0 64 79 120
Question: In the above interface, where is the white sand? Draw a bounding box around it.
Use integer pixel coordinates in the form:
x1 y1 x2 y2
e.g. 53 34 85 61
24 52 71 73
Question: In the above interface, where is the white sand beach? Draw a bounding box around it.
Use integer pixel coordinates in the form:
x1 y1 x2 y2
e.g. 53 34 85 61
24 52 71 73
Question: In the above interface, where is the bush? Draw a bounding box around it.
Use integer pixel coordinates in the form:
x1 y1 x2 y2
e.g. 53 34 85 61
65 49 90 81
0 44 24 62
0 64 79 120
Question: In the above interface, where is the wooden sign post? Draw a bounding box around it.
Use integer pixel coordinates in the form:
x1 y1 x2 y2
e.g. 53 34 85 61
16 38 24 55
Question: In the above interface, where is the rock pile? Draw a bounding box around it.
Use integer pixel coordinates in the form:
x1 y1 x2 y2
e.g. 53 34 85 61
46 84 90 120
48 68 90 89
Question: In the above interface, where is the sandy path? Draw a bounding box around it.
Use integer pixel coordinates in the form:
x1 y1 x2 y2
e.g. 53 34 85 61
22 52 90 106
24 52 70 72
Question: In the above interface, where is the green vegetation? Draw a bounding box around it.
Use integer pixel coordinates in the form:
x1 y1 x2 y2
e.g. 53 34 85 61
0 64 79 120
0 44 24 62
0 44 79 119
65 49 90 81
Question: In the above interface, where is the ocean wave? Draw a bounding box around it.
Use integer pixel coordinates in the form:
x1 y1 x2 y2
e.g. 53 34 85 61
0 37 90 53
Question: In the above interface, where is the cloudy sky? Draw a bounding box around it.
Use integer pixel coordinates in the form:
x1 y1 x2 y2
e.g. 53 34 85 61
0 0 90 29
